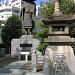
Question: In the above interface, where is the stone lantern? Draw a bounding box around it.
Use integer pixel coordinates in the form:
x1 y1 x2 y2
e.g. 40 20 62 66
42 0 75 75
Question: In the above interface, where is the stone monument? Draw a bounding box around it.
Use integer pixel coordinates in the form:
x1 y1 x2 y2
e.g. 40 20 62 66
20 0 36 35
42 0 75 75
11 0 39 72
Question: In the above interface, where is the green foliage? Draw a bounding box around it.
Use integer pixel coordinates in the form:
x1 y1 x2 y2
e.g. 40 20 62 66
60 0 75 54
36 19 46 27
40 0 75 16
35 27 48 39
40 2 54 16
1 15 22 44
70 23 75 53
37 43 48 52
60 0 75 15
35 19 48 54
69 22 75 37
36 0 75 54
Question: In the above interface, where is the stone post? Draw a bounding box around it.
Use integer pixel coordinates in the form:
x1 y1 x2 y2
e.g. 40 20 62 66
32 50 37 72
18 54 21 61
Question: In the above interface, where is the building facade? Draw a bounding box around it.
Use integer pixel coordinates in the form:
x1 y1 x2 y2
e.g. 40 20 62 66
0 0 21 21
36 5 41 19
0 5 20 21
9 0 21 9
0 0 41 21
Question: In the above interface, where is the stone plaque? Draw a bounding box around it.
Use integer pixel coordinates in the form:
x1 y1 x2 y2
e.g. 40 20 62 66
20 44 32 47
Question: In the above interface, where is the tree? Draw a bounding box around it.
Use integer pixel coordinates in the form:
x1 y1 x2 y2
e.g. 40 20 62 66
36 0 75 54
40 0 75 16
35 20 48 55
60 0 75 15
40 2 54 16
1 15 22 53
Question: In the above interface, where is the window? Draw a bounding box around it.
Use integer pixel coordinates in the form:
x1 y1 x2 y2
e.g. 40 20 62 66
52 26 64 31
16 2 20 5
13 9 19 13
5 9 11 12
2 16 4 18
0 9 4 13
12 0 18 2
9 4 11 6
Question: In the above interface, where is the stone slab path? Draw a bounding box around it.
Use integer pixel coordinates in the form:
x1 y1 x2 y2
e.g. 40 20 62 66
26 72 44 75
0 60 29 75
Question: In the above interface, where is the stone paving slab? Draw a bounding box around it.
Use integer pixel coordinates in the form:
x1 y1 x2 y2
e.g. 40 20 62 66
4 61 28 69
0 73 23 75
4 63 22 69
0 73 13 75
26 72 44 75
0 58 16 68
0 68 12 73
0 61 29 75
0 69 26 75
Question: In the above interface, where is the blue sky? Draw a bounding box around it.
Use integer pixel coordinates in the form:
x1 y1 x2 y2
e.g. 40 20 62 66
35 0 47 5
0 0 4 4
0 0 47 5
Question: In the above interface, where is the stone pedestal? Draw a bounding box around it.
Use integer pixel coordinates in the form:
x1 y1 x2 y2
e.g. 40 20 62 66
43 46 75 75
11 35 33 60
11 35 40 71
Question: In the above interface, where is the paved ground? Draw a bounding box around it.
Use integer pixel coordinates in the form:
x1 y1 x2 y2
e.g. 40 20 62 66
0 60 31 75
26 72 44 75
0 59 44 75
0 51 44 75
0 57 5 59
0 58 16 68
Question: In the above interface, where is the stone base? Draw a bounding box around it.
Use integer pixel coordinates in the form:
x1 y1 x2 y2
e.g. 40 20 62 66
43 46 75 75
11 35 40 62
45 36 74 42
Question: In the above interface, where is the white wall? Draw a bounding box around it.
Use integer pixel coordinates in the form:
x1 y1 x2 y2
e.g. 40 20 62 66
0 6 20 21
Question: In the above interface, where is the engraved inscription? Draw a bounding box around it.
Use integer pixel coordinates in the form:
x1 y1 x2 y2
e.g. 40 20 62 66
52 54 67 75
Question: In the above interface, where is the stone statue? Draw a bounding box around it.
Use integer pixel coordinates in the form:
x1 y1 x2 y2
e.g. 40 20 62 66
20 0 36 35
